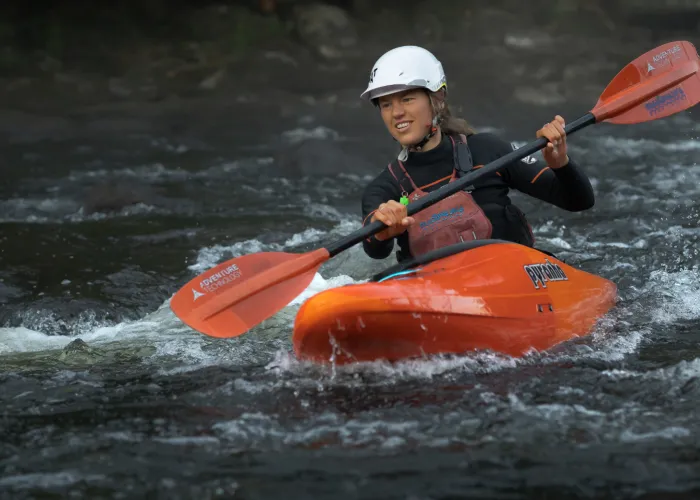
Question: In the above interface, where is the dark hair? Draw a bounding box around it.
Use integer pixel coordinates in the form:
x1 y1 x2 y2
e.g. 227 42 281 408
429 92 475 137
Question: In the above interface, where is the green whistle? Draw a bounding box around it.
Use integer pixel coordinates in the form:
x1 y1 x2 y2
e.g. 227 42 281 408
399 195 409 206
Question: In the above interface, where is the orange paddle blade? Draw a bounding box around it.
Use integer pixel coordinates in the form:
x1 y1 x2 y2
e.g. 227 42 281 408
593 41 700 123
170 248 329 338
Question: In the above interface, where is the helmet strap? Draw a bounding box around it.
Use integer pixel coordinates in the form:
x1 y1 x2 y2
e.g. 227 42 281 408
412 116 440 150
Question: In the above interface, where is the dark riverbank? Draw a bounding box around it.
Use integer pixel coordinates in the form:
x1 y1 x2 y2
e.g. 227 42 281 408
1 0 699 151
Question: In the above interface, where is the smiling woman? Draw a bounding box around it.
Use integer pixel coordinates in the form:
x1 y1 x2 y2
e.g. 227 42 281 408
359 45 597 263
376 89 474 154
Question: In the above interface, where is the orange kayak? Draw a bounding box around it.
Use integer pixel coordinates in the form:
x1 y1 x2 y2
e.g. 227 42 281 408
292 240 618 364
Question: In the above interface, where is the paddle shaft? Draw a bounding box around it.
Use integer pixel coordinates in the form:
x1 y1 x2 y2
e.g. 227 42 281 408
326 112 596 257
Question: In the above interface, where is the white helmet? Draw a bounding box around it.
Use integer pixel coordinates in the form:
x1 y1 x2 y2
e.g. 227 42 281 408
360 46 447 101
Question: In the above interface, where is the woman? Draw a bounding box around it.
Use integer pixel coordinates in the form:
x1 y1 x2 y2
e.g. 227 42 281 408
360 45 595 262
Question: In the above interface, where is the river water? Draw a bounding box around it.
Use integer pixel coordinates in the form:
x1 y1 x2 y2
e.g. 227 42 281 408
2 43 700 499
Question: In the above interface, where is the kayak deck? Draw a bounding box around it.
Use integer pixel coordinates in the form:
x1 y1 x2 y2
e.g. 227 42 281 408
292 240 618 364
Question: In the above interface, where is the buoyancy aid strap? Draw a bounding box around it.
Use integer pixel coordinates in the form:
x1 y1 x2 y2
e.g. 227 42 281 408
387 161 418 194
386 162 400 183
452 134 474 177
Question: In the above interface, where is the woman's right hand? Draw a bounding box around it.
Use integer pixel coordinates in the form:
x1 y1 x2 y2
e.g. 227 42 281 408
370 200 415 241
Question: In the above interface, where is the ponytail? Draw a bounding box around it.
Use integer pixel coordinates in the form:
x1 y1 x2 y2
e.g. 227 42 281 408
429 91 475 137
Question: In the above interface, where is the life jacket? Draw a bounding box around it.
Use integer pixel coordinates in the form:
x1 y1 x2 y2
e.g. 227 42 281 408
387 134 493 258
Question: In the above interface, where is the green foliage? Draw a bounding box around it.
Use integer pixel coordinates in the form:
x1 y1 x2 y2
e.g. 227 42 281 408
191 5 288 54
0 2 287 73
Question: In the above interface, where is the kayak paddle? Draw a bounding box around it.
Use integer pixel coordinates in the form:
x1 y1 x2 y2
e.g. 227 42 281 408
170 40 700 339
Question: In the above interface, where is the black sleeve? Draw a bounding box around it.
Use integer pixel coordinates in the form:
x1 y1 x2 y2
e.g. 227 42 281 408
360 168 401 259
472 133 595 212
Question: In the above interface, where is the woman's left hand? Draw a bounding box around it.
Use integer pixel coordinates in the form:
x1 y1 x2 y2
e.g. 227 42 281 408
536 115 569 169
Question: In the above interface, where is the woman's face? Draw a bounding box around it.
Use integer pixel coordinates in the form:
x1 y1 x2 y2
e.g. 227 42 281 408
377 90 434 147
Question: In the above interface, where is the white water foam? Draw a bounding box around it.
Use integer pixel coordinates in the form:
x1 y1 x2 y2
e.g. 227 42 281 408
1 297 266 373
645 267 700 323
67 163 188 182
0 301 184 355
0 197 163 224
489 391 694 447
0 327 76 355
188 219 360 273
0 221 364 361
65 156 276 184
263 315 646 386
0 471 107 490
206 380 694 451
0 197 77 223
0 296 245 365
602 357 700 385
288 273 358 306
595 136 700 157
210 411 427 450
280 126 340 144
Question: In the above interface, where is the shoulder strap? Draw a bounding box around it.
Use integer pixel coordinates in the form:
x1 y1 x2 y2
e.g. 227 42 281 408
451 134 474 177
387 161 418 193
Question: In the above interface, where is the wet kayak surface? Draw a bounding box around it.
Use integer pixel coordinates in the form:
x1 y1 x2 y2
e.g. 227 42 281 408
3 40 700 500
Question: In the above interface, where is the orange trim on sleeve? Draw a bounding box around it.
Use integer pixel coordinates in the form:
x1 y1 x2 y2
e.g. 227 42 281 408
531 167 550 184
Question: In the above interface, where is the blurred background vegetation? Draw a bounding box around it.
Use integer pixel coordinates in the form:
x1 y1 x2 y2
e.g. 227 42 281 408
1 0 699 76
0 0 698 121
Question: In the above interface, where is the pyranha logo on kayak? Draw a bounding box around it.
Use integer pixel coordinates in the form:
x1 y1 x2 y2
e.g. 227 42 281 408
419 206 464 230
523 259 568 289
199 263 242 293
645 87 687 117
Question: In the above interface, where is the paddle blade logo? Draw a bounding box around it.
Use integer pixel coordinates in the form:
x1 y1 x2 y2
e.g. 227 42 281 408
523 259 568 289
199 263 242 294
648 44 683 70
644 87 687 117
